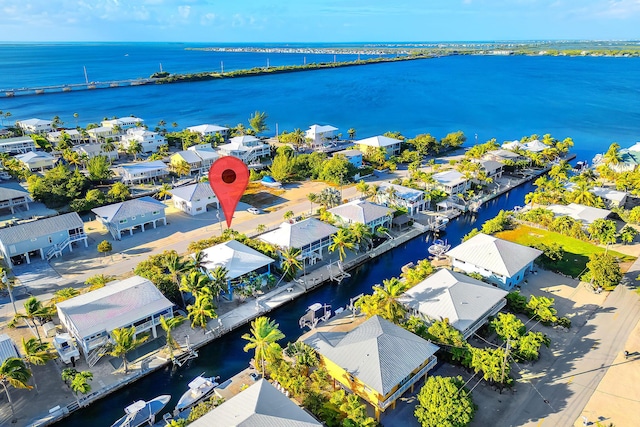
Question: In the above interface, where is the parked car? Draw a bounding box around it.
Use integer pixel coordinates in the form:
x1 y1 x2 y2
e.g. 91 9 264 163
247 207 260 215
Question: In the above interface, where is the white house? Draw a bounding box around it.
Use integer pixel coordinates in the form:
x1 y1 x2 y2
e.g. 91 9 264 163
15 151 57 171
259 218 339 265
546 203 611 225
399 269 508 339
305 124 338 147
0 136 36 154
46 129 83 145
16 118 53 135
56 275 174 360
121 128 165 153
377 182 427 215
591 186 628 208
445 233 542 290
92 196 167 240
357 135 402 159
484 149 526 163
334 149 363 169
119 160 169 184
101 117 144 130
523 139 548 153
432 170 470 195
329 199 393 232
87 126 121 143
187 124 229 140
171 183 218 215
476 159 504 180
73 143 119 161
217 135 271 165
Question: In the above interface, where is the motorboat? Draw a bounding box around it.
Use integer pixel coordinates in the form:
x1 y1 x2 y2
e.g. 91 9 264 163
52 333 80 365
299 303 332 329
427 239 451 258
111 395 171 427
174 374 220 414
260 175 282 188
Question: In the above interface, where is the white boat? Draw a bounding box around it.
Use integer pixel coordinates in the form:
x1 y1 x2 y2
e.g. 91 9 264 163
52 333 80 365
427 239 451 257
260 175 282 188
174 375 220 414
299 303 332 329
111 395 171 427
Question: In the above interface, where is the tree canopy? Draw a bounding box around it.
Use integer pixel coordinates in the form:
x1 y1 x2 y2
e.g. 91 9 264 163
414 376 475 427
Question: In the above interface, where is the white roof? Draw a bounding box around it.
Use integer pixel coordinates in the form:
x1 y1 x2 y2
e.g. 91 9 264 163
120 160 168 175
0 334 19 364
171 183 216 203
307 124 338 134
199 240 274 280
56 275 173 339
399 269 507 335
478 159 504 173
591 186 627 203
229 135 260 145
334 149 363 158
187 124 229 134
486 149 522 159
17 118 52 126
433 170 467 186
501 141 524 150
329 200 392 225
546 203 611 224
15 151 56 163
188 147 219 161
356 135 402 148
189 379 321 427
259 218 338 250
445 233 542 277
377 182 424 202
627 142 640 152
523 139 548 152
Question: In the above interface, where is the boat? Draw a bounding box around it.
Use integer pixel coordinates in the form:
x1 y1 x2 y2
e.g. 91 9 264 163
52 333 80 365
427 239 451 258
260 175 282 188
111 395 171 427
299 303 332 329
174 374 220 414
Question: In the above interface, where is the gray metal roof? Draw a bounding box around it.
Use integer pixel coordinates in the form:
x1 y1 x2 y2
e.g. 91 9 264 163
399 269 507 335
200 239 274 280
303 316 439 396
56 275 173 338
190 379 321 427
445 233 542 277
15 151 56 163
0 334 19 364
92 196 166 223
259 218 338 250
0 186 29 202
0 212 83 246
547 203 611 225
171 183 216 203
119 160 168 175
377 182 424 202
172 150 201 164
356 135 402 147
329 200 392 225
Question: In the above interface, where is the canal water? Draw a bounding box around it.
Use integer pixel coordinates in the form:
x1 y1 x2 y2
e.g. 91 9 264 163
59 181 534 426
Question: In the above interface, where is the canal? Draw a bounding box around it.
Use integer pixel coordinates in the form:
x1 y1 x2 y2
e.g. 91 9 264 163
59 181 534 426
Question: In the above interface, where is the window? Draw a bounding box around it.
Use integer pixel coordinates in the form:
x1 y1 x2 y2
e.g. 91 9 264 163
119 219 127 224
48 237 53 243
153 211 160 215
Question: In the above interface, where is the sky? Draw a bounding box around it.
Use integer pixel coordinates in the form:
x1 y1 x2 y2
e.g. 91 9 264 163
1 0 639 43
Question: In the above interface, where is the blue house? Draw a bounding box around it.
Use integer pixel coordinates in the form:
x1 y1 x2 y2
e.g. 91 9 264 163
334 149 363 169
0 213 87 267
92 196 167 240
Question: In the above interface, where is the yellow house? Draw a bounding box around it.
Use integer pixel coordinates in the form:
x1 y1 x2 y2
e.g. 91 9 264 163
301 315 439 420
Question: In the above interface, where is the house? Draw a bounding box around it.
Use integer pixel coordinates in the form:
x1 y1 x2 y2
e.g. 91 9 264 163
16 118 53 135
0 334 19 364
121 128 165 153
189 379 322 427
591 186 628 208
399 269 508 339
217 135 271 165
56 275 174 360
546 203 611 225
445 233 542 290
170 147 219 175
198 239 274 300
101 117 144 130
0 212 87 267
301 315 439 420
119 160 169 184
432 170 470 195
0 184 30 214
484 149 525 164
171 183 218 215
522 139 548 153
87 126 121 143
15 151 57 171
376 182 427 215
329 199 393 232
334 149 363 169
73 143 119 161
305 124 338 147
92 196 167 240
0 136 36 154
476 159 504 180
501 140 525 151
356 135 402 159
46 129 83 145
187 124 229 140
258 218 338 265
593 143 640 173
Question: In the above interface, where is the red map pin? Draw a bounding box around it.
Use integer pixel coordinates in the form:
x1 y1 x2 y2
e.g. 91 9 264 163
208 157 250 228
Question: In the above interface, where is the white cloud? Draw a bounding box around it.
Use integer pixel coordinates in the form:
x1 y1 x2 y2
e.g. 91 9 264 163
178 5 191 19
200 12 216 25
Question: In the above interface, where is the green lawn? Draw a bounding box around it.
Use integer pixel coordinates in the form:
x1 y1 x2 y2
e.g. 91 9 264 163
496 225 636 278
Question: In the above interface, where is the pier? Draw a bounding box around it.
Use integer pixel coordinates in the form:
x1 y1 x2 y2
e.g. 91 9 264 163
1 78 158 97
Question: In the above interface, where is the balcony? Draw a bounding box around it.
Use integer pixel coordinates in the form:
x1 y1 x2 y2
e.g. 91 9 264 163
379 357 437 410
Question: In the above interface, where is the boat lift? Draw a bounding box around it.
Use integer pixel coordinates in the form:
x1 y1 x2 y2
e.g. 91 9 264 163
172 335 198 367
328 260 350 283
299 303 332 329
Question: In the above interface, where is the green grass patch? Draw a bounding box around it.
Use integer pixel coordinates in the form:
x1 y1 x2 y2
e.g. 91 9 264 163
496 225 636 278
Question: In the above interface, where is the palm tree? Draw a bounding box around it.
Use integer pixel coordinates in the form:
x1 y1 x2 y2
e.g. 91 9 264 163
347 128 356 140
9 297 55 342
349 222 373 252
173 159 192 177
570 181 597 206
70 371 93 405
368 184 380 202
187 294 218 329
283 210 295 221
156 183 173 201
279 247 303 280
307 193 318 215
0 357 32 415
356 180 369 198
242 316 285 377
180 271 212 305
372 277 409 322
159 315 186 359
101 139 116 154
162 252 189 304
290 128 306 150
20 338 56 393
51 287 80 305
209 266 229 301
328 228 356 262
127 140 143 161
256 224 267 234
108 327 149 374
603 143 622 167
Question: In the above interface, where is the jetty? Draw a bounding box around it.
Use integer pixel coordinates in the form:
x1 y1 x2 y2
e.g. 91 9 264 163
1 78 157 98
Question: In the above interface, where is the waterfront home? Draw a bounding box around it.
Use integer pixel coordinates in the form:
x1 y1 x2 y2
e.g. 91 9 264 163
0 212 87 267
171 183 218 215
334 149 363 169
56 275 174 363
593 142 640 173
73 143 119 161
356 135 402 159
399 269 508 339
501 140 525 151
217 135 271 165
92 196 167 240
376 182 427 215
119 160 169 184
432 170 470 195
484 149 526 164
0 334 19 364
591 186 628 208
546 203 611 225
186 124 229 140
101 116 144 130
87 126 121 143
170 146 219 175
198 239 274 300
0 184 30 214
305 124 338 148
475 159 504 181
445 233 542 290
0 136 36 154
189 378 322 427
46 129 82 145
258 218 338 265
522 139 548 153
301 315 439 420
15 118 53 135
15 151 57 171
329 199 393 232
121 128 165 153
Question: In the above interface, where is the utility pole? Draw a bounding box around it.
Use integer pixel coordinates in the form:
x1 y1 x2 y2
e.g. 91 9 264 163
1 270 17 315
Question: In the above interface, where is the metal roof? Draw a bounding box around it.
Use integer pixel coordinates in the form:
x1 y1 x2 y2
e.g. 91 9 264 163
378 182 424 202
172 150 201 164
303 316 439 396
0 212 83 246
0 186 29 202
258 218 338 250
15 151 56 163
56 275 173 339
187 124 229 134
190 379 321 427
329 200 392 225
92 196 166 223
356 135 402 148
119 160 168 175
171 183 216 203
199 239 274 280
0 334 19 364
591 186 627 203
334 149 362 157
445 233 542 277
433 170 467 186
546 203 611 225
